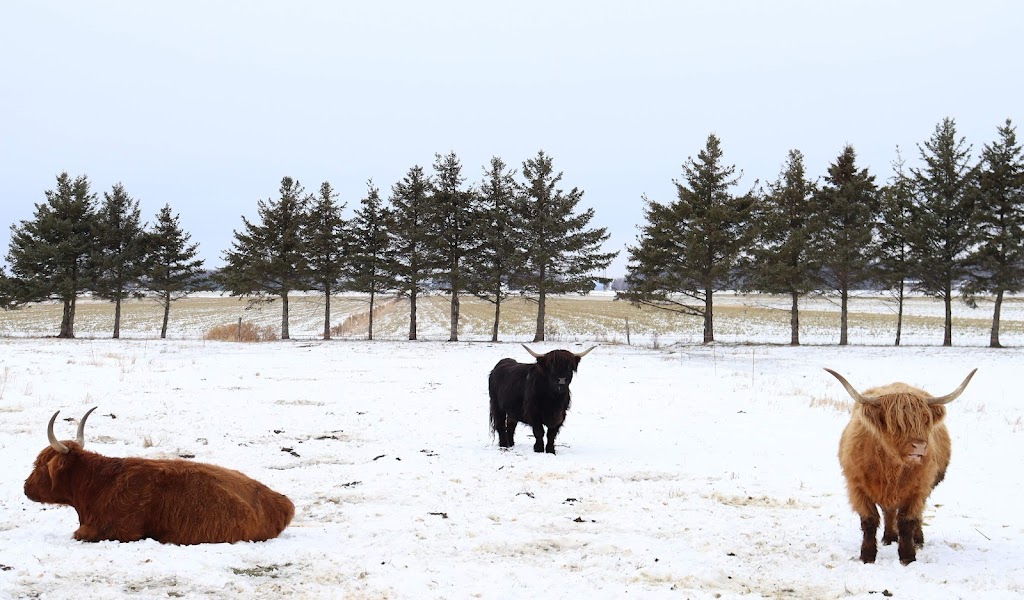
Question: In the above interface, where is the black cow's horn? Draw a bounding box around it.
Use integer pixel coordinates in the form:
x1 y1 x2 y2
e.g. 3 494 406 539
47 411 70 455
574 346 597 358
927 368 977 405
522 344 543 358
823 369 881 406
76 406 98 448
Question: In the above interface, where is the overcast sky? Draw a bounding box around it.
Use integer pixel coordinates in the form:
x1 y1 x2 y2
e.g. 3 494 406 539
2 1 1021 277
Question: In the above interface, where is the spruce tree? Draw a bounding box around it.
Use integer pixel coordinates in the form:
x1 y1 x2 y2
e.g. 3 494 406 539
92 182 147 338
876 147 916 346
470 157 524 342
745 149 819 345
142 204 206 339
388 165 435 340
302 181 348 340
429 152 482 342
962 119 1024 347
908 118 978 346
622 134 752 344
218 176 310 340
517 150 616 343
343 180 393 340
811 145 879 346
6 172 97 338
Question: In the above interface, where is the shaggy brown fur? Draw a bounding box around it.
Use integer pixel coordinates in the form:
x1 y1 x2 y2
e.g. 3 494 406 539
25 412 294 545
828 369 975 565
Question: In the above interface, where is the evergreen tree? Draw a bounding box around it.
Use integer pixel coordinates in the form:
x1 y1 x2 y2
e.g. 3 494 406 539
517 150 616 342
621 134 752 344
811 145 879 346
908 118 978 346
302 181 348 340
142 204 206 339
6 172 97 338
962 119 1024 347
388 165 435 340
876 147 916 346
745 149 819 345
429 151 483 342
92 182 147 338
217 176 310 340
343 180 393 340
470 157 524 342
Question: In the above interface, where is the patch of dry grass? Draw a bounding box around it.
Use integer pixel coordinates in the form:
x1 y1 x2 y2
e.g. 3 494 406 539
331 297 401 338
204 321 279 342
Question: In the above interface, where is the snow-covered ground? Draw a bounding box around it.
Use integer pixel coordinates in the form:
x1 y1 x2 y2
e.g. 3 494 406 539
1 299 1022 599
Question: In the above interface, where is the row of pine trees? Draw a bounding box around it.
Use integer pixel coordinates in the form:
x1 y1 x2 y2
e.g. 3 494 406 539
0 150 616 342
623 117 1024 348
3 118 1021 346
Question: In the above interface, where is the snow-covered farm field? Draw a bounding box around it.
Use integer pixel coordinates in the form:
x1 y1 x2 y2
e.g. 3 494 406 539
1 293 1022 599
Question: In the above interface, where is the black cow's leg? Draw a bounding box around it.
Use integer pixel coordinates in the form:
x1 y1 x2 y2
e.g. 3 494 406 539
897 515 921 564
505 415 517 447
494 409 509 447
544 424 560 454
531 424 545 452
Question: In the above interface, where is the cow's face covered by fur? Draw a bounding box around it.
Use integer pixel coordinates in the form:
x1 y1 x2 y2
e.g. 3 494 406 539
536 350 580 395
24 444 81 505
852 385 947 465
826 368 976 565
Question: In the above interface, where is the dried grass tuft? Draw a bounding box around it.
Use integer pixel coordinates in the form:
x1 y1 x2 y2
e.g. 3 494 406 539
204 321 279 342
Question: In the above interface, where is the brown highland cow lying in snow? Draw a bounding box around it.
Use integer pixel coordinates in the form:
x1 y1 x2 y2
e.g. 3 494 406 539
24 407 294 545
825 368 976 565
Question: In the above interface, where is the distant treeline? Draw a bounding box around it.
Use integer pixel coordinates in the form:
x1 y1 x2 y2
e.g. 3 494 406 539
3 118 1022 348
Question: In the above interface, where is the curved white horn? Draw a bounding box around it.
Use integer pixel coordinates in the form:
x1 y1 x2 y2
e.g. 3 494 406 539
927 368 978 405
574 346 597 358
47 411 70 454
76 407 97 448
522 344 543 359
824 369 881 406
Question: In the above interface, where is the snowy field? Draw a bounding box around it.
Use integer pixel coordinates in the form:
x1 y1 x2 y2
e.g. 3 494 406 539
1 294 1023 599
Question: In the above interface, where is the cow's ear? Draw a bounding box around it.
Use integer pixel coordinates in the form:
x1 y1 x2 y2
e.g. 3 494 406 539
535 355 548 371
47 455 66 491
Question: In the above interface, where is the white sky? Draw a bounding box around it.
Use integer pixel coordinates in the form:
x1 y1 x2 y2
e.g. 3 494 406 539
2 1 1021 277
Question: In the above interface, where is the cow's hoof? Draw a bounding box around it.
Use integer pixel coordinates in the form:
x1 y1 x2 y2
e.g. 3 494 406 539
533 445 544 453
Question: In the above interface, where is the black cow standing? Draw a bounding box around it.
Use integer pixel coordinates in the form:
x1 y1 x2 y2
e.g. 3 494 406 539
488 344 595 454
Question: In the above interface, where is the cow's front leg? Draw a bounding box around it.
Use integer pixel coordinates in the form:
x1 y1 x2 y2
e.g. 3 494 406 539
531 424 545 452
881 508 898 545
544 424 560 454
897 515 921 564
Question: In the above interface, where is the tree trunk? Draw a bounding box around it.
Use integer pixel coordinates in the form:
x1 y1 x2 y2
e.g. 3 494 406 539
368 291 375 341
113 296 122 339
449 294 459 342
789 291 800 346
991 289 1004 348
942 283 952 347
491 292 501 343
894 280 904 347
59 297 76 338
839 287 849 346
409 289 417 340
533 289 546 343
323 285 332 341
702 286 714 344
281 292 290 340
160 292 171 339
